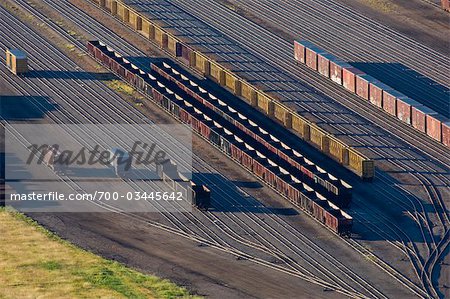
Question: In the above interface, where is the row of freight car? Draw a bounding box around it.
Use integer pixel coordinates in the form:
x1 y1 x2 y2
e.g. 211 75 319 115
151 61 352 207
91 40 352 208
294 40 450 148
87 40 353 236
88 0 375 181
89 40 352 208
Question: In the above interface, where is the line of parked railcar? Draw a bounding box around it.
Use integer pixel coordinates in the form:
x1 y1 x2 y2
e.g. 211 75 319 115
156 160 211 211
87 40 353 236
88 0 375 181
151 60 352 207
294 40 450 148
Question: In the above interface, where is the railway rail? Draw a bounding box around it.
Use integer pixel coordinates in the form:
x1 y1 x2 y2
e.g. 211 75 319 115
0 4 409 297
8 0 444 298
82 0 450 195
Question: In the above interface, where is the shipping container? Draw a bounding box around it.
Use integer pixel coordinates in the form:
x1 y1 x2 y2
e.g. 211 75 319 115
369 81 391 108
355 74 377 100
412 105 437 133
396 97 422 125
426 114 448 142
342 67 365 93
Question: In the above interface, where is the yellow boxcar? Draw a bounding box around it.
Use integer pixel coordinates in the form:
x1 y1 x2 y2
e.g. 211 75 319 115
141 19 151 39
225 71 237 91
167 35 178 56
210 62 225 85
349 148 374 180
310 125 329 152
129 10 137 28
328 137 348 164
154 26 168 48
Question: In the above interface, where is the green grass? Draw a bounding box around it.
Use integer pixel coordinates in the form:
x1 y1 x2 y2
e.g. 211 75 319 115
0 207 200 299
363 0 397 12
107 79 136 96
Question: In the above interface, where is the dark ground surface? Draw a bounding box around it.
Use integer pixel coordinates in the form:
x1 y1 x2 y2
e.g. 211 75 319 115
28 212 350 299
338 0 450 56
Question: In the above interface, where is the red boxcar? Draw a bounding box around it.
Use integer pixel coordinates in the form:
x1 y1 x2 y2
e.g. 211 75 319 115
426 114 448 142
317 53 336 78
369 81 391 108
305 45 326 71
275 173 291 197
87 42 95 55
442 122 450 148
412 106 437 133
355 74 377 100
382 89 406 116
265 166 278 187
396 97 422 125
342 67 365 93
329 59 350 85
293 40 306 63
442 0 449 11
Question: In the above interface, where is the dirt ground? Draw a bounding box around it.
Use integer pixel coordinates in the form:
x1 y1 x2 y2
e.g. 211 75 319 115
338 0 450 56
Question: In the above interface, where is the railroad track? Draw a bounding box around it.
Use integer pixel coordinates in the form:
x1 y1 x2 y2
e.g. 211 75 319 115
164 0 450 167
93 0 442 163
0 4 404 298
8 0 442 296
230 0 448 85
157 0 450 226
121 0 445 296
0 4 408 299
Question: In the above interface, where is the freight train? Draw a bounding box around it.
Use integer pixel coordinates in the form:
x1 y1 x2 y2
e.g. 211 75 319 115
87 40 353 236
294 40 450 148
151 60 352 207
87 0 374 182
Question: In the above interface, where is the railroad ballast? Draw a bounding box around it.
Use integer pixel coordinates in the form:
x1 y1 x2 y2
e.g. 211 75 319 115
293 40 450 149
87 40 353 236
